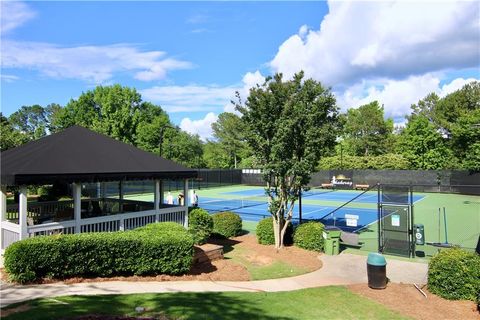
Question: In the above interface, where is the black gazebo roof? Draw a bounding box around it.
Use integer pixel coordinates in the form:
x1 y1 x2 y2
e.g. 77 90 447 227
1 125 197 185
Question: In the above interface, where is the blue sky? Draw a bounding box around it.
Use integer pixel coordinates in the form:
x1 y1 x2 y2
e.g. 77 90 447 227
1 1 479 139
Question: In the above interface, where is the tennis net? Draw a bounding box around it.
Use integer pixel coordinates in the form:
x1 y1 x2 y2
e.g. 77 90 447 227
200 194 267 212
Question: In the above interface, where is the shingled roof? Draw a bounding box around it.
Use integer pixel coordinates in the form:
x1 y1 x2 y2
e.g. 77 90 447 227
1 125 197 185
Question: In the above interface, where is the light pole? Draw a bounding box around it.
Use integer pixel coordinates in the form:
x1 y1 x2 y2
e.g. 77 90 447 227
159 124 175 157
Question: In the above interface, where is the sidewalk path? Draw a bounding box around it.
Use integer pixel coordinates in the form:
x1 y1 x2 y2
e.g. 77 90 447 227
0 253 428 308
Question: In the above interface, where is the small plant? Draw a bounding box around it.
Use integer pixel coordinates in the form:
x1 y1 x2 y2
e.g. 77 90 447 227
256 217 293 245
212 211 242 238
188 208 213 245
293 221 325 252
428 248 480 301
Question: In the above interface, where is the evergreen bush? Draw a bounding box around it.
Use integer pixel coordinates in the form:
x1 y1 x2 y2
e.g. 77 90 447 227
428 248 480 301
256 217 293 245
293 221 325 252
212 211 242 238
188 208 213 244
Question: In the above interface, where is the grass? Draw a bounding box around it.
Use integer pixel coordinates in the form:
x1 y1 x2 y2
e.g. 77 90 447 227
2 286 410 320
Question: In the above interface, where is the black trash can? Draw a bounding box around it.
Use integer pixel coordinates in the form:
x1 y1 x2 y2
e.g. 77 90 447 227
367 253 387 289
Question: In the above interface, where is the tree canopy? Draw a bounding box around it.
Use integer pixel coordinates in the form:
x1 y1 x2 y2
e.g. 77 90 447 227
235 72 339 248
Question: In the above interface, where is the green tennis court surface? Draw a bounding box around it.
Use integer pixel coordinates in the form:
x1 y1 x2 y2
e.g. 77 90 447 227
125 184 479 257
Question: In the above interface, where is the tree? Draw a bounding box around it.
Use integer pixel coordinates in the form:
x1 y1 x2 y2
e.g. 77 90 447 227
162 130 205 168
0 113 28 151
410 82 480 168
135 102 171 153
203 141 232 168
55 85 142 144
397 115 455 169
211 112 249 168
235 72 339 249
8 105 48 140
342 101 394 156
44 103 64 133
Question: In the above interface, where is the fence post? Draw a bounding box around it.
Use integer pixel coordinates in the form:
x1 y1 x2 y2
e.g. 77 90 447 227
119 218 125 231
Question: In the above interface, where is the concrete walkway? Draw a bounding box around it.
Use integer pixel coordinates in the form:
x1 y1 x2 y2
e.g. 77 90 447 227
0 253 428 308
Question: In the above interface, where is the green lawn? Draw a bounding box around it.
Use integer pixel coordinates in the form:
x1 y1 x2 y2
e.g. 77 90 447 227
3 286 410 320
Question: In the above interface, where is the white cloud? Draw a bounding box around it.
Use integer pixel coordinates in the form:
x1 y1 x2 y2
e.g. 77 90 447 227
439 77 478 97
271 1 479 86
180 112 218 141
141 70 266 114
336 75 479 122
1 40 192 83
0 1 36 34
0 74 20 83
145 70 265 138
140 85 239 113
242 70 265 90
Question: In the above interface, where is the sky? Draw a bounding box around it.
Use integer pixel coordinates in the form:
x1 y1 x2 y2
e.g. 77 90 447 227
1 1 479 140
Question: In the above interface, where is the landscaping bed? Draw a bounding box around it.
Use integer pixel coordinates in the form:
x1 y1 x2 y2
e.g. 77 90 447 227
1 234 321 284
348 283 479 320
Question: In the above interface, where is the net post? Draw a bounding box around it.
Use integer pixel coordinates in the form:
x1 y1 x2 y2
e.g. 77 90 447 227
299 189 302 224
377 182 381 253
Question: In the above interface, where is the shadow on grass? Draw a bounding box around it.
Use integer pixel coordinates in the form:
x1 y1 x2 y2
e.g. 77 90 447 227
4 292 293 320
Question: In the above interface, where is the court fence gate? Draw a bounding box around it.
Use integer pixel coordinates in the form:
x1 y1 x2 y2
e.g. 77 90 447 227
378 185 415 258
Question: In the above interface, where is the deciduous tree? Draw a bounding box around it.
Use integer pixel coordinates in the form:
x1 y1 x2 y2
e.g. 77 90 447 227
235 72 338 249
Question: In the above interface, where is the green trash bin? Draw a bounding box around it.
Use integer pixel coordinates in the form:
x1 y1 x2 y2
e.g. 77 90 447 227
323 226 341 255
367 253 387 289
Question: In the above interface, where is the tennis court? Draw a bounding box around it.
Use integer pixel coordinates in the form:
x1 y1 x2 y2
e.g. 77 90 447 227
199 188 425 232
124 183 479 255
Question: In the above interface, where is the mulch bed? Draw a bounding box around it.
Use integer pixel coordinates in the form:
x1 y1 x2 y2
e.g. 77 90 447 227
348 283 479 320
0 234 321 284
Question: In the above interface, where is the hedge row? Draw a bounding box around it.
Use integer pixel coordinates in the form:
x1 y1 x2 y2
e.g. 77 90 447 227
4 222 194 283
428 248 480 301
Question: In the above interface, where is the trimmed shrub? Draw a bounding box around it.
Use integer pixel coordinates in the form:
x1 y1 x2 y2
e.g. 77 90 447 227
293 221 325 252
212 211 242 238
188 208 213 245
4 222 194 283
428 248 480 301
256 217 293 245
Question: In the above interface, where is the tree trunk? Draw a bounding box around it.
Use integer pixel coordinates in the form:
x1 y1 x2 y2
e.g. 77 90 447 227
234 153 237 169
273 217 282 249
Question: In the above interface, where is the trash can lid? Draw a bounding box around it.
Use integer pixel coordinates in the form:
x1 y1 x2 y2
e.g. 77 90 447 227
367 253 387 266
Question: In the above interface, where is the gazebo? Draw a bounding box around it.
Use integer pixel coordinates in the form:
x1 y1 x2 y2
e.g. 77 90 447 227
0 126 197 250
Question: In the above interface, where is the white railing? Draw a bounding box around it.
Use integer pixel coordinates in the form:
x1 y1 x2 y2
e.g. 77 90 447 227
1 221 21 249
31 207 186 235
1 206 188 249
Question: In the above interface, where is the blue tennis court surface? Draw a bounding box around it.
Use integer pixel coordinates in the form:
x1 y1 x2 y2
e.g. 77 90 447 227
200 189 425 232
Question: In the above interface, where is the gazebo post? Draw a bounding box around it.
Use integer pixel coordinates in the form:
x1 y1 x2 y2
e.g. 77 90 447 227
0 186 6 223
119 181 124 213
18 186 28 240
0 186 7 249
73 183 82 234
154 180 160 222
159 180 164 206
183 179 189 228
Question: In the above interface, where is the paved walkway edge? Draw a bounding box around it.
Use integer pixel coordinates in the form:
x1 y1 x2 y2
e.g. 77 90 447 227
0 253 428 308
